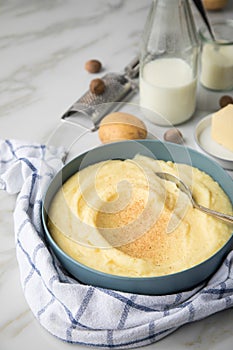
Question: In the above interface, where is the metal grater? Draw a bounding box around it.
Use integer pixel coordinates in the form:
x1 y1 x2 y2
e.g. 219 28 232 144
62 56 140 129
47 57 140 159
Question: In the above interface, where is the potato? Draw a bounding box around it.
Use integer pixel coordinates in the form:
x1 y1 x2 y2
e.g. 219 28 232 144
203 0 227 10
98 112 147 143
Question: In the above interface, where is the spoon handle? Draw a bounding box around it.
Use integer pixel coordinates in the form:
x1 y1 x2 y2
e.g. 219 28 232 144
192 0 216 41
194 203 233 224
155 171 233 225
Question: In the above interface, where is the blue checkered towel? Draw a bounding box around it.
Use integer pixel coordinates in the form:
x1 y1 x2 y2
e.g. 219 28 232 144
1 139 233 349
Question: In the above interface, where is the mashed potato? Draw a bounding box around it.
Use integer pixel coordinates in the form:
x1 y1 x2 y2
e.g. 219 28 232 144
47 155 233 277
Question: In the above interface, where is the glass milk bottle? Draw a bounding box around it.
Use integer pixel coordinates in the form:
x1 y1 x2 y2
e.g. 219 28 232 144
140 0 199 126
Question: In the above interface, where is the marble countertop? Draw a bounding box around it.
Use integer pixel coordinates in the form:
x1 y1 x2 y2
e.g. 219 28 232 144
1 1 233 349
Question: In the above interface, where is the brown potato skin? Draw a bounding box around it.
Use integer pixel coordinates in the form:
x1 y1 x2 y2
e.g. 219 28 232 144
203 0 227 10
98 112 147 143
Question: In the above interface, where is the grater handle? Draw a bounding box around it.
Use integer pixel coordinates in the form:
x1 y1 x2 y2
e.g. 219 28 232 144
124 56 140 79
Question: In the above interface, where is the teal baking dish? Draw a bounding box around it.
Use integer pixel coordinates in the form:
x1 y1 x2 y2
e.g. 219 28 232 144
42 140 233 295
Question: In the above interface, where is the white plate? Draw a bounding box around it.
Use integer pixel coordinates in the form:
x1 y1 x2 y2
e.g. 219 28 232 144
195 114 233 170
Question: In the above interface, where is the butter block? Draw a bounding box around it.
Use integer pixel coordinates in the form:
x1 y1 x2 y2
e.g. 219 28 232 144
211 104 233 152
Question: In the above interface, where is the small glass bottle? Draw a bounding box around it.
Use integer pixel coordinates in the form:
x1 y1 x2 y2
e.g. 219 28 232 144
140 0 200 126
199 20 233 91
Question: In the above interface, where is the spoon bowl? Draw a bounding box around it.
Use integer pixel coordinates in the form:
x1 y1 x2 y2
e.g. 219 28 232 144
156 172 233 224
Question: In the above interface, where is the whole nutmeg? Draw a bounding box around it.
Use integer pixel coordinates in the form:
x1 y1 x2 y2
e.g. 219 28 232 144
164 128 184 144
90 78 106 95
85 59 102 73
98 112 147 143
219 95 233 109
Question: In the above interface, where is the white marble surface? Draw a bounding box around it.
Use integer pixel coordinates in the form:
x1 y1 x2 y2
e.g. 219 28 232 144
0 1 233 349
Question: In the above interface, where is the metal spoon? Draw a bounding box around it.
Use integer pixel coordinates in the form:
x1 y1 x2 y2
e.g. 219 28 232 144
156 172 233 224
192 0 216 41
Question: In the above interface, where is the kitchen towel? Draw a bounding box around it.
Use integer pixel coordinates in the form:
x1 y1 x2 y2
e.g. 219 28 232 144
1 138 233 349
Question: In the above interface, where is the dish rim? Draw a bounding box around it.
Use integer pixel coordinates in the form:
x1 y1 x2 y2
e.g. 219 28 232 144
195 114 233 168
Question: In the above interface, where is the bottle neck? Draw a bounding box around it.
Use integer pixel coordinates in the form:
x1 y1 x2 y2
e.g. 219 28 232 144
147 0 199 48
153 0 183 6
141 0 199 75
151 0 193 20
